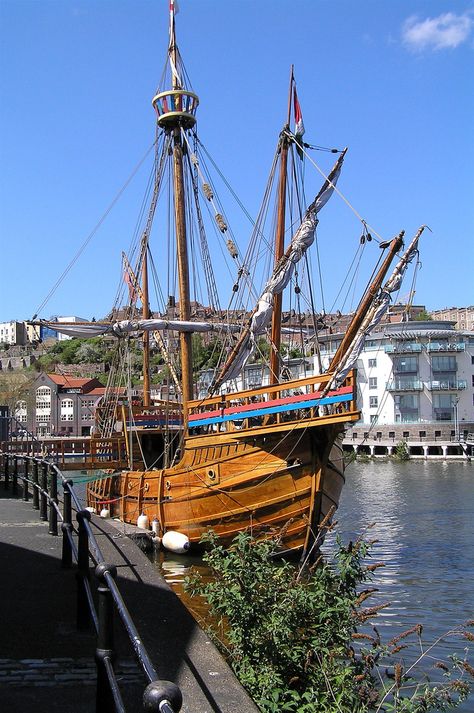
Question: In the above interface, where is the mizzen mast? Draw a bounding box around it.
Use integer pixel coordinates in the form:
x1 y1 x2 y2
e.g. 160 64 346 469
151 1 199 424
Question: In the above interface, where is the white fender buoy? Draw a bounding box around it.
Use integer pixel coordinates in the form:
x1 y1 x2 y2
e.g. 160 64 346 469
100 508 110 519
137 512 150 530
162 531 190 554
85 506 96 514
151 518 161 536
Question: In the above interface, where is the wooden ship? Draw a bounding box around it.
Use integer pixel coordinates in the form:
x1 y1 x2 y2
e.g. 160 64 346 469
36 2 424 558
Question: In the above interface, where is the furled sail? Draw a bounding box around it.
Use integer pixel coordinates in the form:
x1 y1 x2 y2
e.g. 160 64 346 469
331 225 426 386
210 149 347 391
33 319 244 339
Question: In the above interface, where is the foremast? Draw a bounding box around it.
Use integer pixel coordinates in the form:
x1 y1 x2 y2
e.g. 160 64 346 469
151 1 199 427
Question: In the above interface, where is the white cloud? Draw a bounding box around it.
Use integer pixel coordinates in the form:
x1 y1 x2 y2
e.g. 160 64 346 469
402 12 473 51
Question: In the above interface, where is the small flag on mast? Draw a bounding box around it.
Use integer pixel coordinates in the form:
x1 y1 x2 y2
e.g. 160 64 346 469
293 84 305 159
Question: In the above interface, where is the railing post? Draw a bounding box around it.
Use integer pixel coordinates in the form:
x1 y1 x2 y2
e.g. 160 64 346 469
12 455 18 496
48 464 58 536
61 480 73 568
95 563 118 713
3 453 9 490
23 458 29 501
32 460 39 509
143 681 183 713
40 462 48 521
76 509 92 630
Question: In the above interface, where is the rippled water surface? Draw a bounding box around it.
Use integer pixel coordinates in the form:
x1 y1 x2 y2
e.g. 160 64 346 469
155 460 474 710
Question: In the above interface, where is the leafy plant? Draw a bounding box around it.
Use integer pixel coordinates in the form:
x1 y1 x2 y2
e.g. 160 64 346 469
185 530 473 712
393 440 410 461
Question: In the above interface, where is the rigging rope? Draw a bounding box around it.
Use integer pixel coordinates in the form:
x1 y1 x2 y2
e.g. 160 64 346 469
31 141 156 320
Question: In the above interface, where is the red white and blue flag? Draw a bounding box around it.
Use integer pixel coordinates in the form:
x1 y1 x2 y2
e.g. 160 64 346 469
293 85 305 159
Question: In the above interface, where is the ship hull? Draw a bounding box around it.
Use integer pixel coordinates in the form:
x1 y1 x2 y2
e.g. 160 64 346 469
87 422 347 555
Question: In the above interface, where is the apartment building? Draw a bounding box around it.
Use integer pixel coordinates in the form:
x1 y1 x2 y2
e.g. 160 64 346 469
317 320 474 440
0 321 27 346
16 373 106 437
430 306 474 331
197 320 474 438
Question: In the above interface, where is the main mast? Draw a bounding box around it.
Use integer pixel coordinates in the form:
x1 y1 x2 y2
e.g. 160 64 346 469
269 68 294 385
152 2 199 425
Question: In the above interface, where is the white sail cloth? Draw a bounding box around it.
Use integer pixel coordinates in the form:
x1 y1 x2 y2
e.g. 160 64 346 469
218 151 346 386
332 228 424 386
36 319 244 339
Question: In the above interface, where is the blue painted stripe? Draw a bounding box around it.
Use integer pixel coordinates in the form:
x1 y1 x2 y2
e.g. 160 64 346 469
189 392 352 428
127 419 181 427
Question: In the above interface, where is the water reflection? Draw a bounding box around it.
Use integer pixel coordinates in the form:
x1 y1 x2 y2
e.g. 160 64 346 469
155 460 474 711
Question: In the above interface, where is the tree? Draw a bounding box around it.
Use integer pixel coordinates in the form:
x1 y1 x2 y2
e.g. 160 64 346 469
0 371 36 416
414 309 433 321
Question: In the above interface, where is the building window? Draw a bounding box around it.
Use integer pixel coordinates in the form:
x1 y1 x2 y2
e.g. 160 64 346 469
370 415 378 424
393 356 418 373
433 393 456 421
431 355 457 372
36 386 51 398
368 358 377 368
369 396 378 408
369 377 377 389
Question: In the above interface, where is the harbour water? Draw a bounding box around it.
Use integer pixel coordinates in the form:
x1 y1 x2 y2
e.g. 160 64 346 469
156 459 474 711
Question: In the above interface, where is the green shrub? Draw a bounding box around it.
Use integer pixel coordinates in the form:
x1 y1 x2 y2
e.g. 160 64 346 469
185 530 472 712
393 440 410 461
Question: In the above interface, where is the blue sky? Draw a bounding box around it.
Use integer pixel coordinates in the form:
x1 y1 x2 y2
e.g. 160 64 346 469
1 0 473 322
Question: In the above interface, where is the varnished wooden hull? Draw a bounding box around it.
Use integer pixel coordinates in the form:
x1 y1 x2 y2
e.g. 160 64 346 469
87 423 347 555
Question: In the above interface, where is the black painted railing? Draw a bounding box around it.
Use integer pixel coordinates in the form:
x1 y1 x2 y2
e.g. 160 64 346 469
0 451 182 713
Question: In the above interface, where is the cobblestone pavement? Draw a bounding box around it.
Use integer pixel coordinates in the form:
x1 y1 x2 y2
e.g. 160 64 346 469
0 484 259 712
0 657 143 686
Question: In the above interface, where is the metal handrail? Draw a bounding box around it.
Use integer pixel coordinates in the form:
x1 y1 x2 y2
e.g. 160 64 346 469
0 450 182 713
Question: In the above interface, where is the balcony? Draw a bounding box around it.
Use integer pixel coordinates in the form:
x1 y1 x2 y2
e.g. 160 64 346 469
428 380 467 391
387 380 423 391
385 343 422 354
426 342 465 352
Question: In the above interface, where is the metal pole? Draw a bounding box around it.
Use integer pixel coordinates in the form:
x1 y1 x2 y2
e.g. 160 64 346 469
48 464 58 536
40 462 48 521
76 509 91 630
23 458 29 501
32 460 39 509
12 455 18 496
61 480 73 568
95 563 119 713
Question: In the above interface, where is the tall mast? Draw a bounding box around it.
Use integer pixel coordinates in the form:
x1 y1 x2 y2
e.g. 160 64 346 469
269 68 293 385
152 2 199 425
142 245 151 407
328 231 405 372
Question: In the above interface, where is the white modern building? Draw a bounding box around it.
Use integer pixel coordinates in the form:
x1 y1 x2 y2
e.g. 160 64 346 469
317 321 474 429
197 320 474 454
0 321 27 346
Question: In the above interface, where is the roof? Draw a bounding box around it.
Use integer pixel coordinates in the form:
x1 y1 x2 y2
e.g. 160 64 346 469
46 374 103 392
86 387 127 396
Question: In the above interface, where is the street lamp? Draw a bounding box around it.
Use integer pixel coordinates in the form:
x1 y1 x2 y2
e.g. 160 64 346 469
453 396 460 441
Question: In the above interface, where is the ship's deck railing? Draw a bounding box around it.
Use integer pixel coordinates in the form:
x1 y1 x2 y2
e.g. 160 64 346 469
0 451 182 713
0 435 130 471
187 371 357 434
